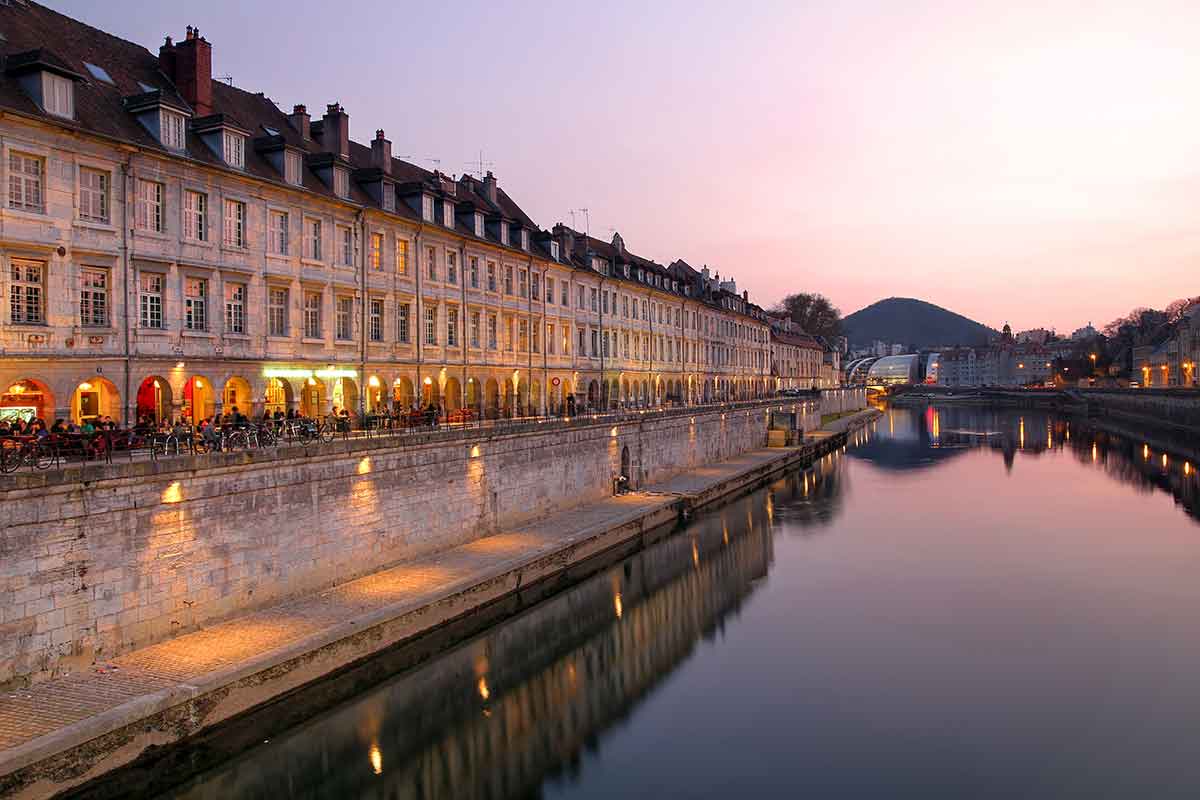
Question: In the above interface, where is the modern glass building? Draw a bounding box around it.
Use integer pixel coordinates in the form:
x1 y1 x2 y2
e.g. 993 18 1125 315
865 354 922 386
923 352 941 384
844 357 879 385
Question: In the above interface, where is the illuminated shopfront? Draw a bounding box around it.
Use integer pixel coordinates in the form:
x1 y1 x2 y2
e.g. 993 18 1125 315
1 379 52 422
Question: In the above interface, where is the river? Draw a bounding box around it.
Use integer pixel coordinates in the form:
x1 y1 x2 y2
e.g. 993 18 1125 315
76 405 1200 799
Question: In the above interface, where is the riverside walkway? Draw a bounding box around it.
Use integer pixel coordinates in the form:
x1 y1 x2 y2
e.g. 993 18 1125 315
0 409 878 799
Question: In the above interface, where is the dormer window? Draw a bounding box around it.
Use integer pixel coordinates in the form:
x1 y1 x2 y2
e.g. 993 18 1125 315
550 241 560 260
160 109 186 150
333 167 349 199
443 202 455 229
43 72 74 118
422 195 434 222
382 185 395 212
474 212 484 237
521 229 529 251
223 130 245 169
500 222 510 246
284 150 303 186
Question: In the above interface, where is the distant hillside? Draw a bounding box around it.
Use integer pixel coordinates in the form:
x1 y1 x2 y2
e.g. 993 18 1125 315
843 298 996 349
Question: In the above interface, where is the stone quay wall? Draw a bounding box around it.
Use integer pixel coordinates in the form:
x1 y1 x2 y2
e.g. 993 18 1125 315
819 387 868 416
1082 388 1200 431
0 402 778 686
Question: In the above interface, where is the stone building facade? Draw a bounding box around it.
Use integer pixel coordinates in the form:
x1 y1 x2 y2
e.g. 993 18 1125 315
0 6 775 426
1132 304 1200 388
767 314 826 390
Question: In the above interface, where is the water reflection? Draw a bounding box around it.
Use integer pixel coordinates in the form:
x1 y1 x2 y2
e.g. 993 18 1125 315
113 404 1200 800
161 492 782 800
767 453 846 532
863 405 1200 522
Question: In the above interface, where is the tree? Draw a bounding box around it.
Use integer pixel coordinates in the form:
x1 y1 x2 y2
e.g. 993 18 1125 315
774 292 842 338
1165 296 1200 322
1102 307 1150 338
1102 307 1166 340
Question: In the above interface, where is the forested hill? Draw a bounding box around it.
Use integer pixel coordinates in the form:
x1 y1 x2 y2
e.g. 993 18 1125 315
842 298 996 348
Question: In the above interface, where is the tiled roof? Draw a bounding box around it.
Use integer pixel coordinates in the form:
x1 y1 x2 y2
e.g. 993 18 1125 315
0 2 773 325
772 332 823 348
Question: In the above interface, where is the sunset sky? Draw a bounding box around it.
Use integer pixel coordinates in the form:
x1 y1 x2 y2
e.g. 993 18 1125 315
52 0 1200 334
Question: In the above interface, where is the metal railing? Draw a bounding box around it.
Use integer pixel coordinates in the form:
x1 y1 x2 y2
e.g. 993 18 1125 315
0 397 796 477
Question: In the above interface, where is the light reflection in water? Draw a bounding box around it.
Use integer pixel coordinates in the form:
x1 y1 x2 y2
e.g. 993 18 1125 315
139 406 1200 800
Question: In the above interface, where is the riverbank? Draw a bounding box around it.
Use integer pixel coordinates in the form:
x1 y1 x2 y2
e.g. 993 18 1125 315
888 390 1200 461
889 386 1200 436
0 409 879 799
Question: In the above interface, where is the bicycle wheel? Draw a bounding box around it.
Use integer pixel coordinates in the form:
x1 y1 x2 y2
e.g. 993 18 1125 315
0 440 20 473
227 431 248 451
258 426 277 447
33 441 55 470
319 423 335 444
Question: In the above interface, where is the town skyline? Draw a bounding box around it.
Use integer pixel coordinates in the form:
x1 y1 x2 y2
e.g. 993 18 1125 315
47 0 1200 334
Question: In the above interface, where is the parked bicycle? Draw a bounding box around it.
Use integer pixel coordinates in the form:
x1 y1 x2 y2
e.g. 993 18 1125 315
0 437 56 473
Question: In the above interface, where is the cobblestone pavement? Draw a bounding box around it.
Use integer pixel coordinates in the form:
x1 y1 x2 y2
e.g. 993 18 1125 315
0 446 808 761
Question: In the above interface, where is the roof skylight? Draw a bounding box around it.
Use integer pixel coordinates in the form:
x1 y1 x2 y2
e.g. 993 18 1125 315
83 62 113 84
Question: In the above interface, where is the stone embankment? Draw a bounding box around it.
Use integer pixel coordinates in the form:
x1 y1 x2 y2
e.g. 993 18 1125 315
0 405 876 799
891 386 1200 435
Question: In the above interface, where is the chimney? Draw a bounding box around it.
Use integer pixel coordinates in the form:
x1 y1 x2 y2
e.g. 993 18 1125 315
288 104 310 140
171 25 212 116
322 102 349 159
158 36 177 85
554 223 575 261
371 129 392 174
483 170 498 204
743 290 749 302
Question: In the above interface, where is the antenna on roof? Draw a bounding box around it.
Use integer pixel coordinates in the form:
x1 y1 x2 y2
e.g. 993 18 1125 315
465 150 495 179
580 208 590 238
220 73 234 86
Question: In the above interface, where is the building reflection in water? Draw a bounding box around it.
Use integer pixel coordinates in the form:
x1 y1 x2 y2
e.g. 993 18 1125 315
766 447 848 534
129 405 1200 800
854 404 1200 524
163 483 786 800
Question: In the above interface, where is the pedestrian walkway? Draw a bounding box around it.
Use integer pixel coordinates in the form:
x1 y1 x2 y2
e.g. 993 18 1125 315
0 412 875 798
